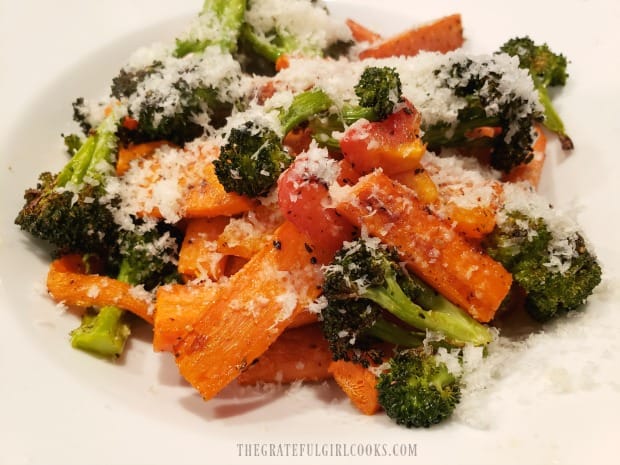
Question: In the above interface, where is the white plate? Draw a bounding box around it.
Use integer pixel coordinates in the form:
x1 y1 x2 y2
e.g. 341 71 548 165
1 1 619 464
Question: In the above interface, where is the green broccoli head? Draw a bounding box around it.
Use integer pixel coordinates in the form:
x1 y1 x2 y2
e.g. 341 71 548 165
213 122 293 198
354 66 403 121
321 238 493 356
377 350 461 428
15 113 119 256
484 210 602 321
499 36 572 149
110 223 182 289
499 36 568 88
423 56 544 173
14 173 117 256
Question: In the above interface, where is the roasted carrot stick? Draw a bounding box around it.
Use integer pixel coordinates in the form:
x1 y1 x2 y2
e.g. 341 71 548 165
116 141 170 176
346 18 382 44
334 170 512 323
173 221 326 400
328 360 381 415
177 217 230 281
153 282 220 353
359 14 464 59
237 324 332 385
46 255 153 324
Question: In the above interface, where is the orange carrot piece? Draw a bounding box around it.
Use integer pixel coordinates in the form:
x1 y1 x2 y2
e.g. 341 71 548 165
503 125 547 189
346 18 382 44
359 14 464 59
178 217 230 281
328 360 380 415
283 126 313 155
275 54 291 71
237 324 332 385
174 221 326 400
335 171 512 323
224 255 249 276
287 309 319 329
184 161 257 218
116 141 170 176
46 255 153 324
216 203 284 259
153 283 220 352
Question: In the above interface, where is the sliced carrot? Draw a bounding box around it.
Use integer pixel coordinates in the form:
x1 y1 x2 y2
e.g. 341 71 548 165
287 308 319 329
359 14 464 59
46 255 153 324
174 221 326 400
224 255 249 276
178 217 230 281
116 141 170 176
237 324 332 385
503 125 547 189
216 203 284 259
153 283 220 352
184 161 257 218
328 360 380 415
346 18 382 44
335 170 512 323
275 54 291 71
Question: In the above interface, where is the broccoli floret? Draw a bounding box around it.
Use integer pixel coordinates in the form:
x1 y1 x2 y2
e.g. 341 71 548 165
14 113 119 256
354 66 403 121
377 350 461 428
320 238 493 365
213 122 293 197
240 0 352 69
321 299 425 366
280 66 403 143
483 210 602 321
499 36 573 149
110 0 247 146
422 56 544 173
279 88 335 135
174 0 246 57
62 133 84 157
110 58 235 146
71 223 181 358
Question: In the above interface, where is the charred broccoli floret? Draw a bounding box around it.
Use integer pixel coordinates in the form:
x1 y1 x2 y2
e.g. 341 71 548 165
483 210 601 322
14 113 119 256
422 55 544 173
280 66 403 146
499 36 572 149
320 238 493 365
110 57 238 146
213 122 293 197
71 223 181 358
377 350 461 428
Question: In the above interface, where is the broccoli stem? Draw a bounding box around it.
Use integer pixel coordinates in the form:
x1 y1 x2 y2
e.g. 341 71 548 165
363 269 492 346
366 318 425 347
56 113 118 187
70 248 138 358
70 305 130 358
174 0 246 56
279 89 334 134
536 85 573 150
